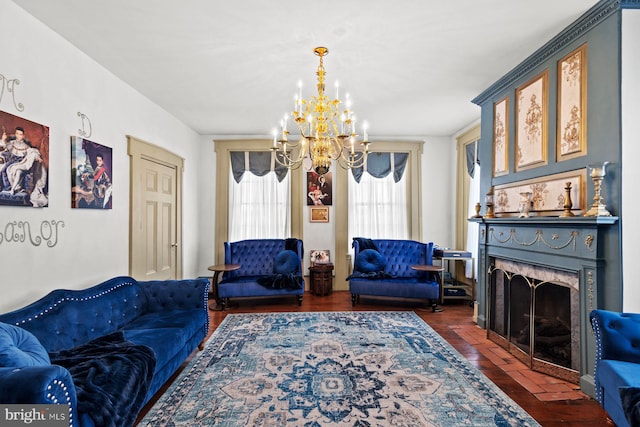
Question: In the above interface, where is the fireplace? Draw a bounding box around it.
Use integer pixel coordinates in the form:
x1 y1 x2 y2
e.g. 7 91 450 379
488 259 580 383
473 216 618 397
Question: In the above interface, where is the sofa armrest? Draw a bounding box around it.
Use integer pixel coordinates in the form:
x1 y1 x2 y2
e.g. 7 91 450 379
138 278 210 313
0 365 77 422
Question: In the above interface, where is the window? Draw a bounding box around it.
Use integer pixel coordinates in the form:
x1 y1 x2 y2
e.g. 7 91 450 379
347 152 409 245
348 171 408 241
228 167 290 241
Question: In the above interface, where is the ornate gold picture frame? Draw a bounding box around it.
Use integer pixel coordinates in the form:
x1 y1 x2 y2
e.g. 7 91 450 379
515 71 548 171
557 44 587 161
493 97 509 176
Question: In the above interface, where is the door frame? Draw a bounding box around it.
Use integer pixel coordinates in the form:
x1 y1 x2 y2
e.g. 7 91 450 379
128 135 184 279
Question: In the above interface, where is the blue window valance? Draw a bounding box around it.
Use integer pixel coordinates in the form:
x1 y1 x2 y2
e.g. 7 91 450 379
350 152 409 183
230 151 289 183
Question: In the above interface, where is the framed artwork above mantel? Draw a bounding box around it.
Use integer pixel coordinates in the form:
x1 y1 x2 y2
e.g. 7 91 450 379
493 169 586 217
493 97 509 177
515 70 548 172
557 44 587 161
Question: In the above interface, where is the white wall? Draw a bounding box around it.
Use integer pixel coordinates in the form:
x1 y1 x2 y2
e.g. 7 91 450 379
0 0 202 312
196 136 217 275
422 136 456 249
621 9 640 312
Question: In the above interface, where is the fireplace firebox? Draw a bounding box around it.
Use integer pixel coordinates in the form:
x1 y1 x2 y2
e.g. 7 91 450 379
488 259 580 383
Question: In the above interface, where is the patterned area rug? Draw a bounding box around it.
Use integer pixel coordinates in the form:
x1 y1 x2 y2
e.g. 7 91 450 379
140 312 540 426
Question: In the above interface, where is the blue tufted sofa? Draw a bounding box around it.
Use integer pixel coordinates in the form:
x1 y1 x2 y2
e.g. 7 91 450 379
348 238 441 312
217 238 304 310
590 309 640 427
0 275 209 427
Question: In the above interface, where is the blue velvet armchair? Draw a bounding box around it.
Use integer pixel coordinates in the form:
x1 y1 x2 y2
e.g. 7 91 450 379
217 238 304 310
590 309 640 427
348 238 441 312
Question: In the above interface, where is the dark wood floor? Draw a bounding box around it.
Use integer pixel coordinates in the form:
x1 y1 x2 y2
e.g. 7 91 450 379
136 291 614 426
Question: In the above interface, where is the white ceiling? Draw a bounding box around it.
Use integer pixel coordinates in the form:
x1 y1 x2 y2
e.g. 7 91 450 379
12 0 598 138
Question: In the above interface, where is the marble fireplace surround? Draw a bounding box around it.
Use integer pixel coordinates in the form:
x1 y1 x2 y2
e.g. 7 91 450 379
473 216 618 398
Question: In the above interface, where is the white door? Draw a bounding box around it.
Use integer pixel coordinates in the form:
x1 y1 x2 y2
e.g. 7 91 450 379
128 136 183 280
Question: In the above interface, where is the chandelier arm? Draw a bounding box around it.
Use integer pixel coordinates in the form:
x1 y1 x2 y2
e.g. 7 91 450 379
337 150 368 169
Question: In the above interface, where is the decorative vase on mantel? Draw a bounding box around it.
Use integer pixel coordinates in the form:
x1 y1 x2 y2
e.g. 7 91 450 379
518 192 532 218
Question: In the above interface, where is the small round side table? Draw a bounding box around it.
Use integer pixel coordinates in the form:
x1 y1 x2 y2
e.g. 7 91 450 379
208 264 240 311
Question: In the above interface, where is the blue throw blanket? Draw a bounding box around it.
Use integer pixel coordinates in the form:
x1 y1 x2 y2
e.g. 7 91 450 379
353 237 379 251
346 270 394 280
49 331 156 427
258 273 304 289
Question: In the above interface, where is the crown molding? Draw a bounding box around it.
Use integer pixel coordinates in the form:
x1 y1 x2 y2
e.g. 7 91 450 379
472 0 632 106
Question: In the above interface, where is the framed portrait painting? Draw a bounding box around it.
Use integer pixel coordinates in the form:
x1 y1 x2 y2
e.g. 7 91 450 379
557 44 587 161
71 136 113 209
0 110 49 207
515 71 548 171
493 97 509 176
307 171 332 206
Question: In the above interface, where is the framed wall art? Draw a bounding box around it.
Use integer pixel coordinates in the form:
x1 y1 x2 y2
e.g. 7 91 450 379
310 249 331 266
493 97 509 176
557 44 587 161
309 206 329 223
307 171 332 206
515 71 548 171
493 169 586 216
71 136 113 209
0 110 49 207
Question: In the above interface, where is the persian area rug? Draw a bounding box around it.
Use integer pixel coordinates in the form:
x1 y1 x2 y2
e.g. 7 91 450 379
140 312 541 426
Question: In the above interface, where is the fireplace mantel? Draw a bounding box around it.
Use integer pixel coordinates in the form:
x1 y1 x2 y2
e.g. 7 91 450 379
470 215 618 397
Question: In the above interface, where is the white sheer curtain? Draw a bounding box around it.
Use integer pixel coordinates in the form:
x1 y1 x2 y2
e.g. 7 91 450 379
228 169 290 241
348 171 409 246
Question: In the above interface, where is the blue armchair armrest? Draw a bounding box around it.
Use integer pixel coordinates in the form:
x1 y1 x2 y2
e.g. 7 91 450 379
0 365 78 423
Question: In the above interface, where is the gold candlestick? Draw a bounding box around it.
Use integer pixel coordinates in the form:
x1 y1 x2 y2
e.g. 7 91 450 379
585 162 611 217
471 202 483 219
560 181 575 217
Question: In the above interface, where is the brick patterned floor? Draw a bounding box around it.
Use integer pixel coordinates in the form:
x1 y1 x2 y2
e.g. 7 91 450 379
451 324 588 401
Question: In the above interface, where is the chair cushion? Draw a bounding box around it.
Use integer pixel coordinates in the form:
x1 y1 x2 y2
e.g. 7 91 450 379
355 249 386 273
0 322 51 367
273 250 300 274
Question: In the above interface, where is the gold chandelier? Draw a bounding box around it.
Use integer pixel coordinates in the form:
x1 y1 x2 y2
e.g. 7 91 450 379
271 47 370 175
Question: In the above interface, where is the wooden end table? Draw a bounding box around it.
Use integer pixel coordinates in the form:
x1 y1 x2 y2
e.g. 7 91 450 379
411 264 444 312
208 264 240 311
309 263 334 296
